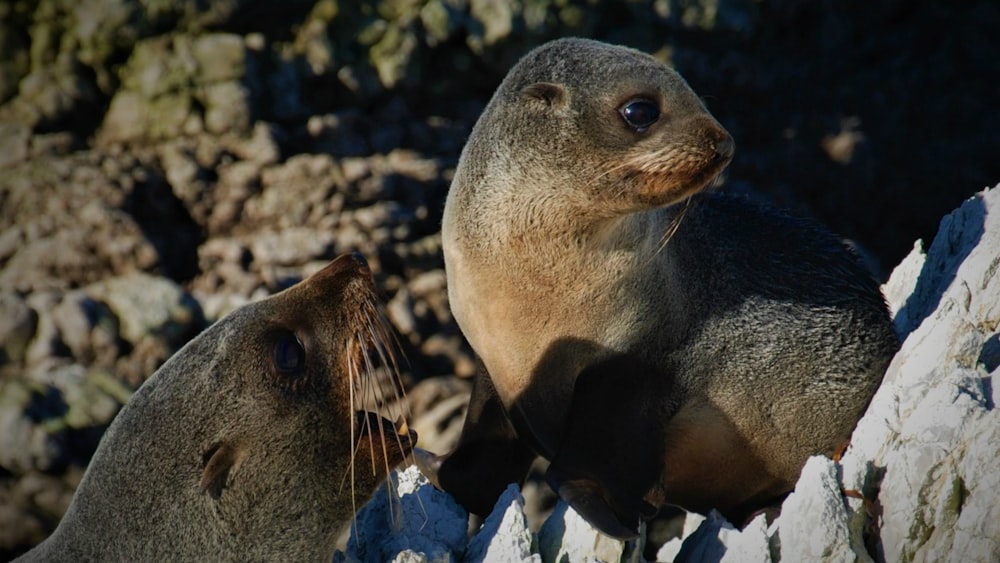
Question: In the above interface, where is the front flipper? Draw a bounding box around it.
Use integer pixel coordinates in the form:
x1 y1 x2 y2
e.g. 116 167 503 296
546 465 656 540
416 362 537 516
545 351 668 539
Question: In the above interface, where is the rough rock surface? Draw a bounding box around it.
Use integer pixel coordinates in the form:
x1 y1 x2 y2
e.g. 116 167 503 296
1 0 997 560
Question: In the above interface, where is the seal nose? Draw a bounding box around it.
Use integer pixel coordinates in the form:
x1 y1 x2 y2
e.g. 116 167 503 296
714 132 735 161
350 251 369 269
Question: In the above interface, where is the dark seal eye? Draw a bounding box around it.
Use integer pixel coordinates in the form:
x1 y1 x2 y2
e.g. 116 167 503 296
620 99 660 132
273 332 305 376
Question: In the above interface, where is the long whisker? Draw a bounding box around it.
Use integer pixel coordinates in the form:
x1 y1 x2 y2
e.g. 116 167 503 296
359 303 405 528
655 196 693 256
367 309 415 470
347 339 360 544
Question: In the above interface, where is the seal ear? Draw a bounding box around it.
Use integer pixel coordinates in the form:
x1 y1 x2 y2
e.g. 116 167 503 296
199 442 242 500
521 82 568 108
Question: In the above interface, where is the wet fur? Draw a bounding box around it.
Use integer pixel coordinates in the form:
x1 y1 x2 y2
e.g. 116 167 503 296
18 255 414 562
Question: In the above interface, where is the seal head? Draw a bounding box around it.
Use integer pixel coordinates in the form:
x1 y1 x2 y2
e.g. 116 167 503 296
19 254 416 562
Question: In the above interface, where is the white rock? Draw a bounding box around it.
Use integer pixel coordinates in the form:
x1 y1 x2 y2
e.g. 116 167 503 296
672 510 737 562
848 185 1000 562
537 500 639 563
772 456 856 563
342 465 468 563
656 512 705 562
466 484 538 563
719 513 771 563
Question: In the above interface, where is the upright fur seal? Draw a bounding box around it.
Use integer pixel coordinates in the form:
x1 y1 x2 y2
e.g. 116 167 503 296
420 37 898 538
17 254 415 562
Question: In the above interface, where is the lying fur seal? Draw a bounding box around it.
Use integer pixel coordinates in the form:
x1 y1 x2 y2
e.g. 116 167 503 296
420 37 898 538
17 253 415 561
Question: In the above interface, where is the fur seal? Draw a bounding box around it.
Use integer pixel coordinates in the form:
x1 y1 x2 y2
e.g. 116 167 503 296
17 253 416 561
419 37 898 538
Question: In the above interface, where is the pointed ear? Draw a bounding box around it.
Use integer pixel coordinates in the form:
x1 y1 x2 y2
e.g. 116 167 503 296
521 82 568 108
199 442 241 500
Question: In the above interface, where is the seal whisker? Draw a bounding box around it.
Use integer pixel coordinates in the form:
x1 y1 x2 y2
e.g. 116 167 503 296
358 320 404 529
366 314 416 470
358 332 380 478
345 338 361 545
653 196 693 259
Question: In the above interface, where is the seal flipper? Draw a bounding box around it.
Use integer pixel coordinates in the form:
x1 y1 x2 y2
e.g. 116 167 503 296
428 363 537 516
199 442 242 500
546 465 655 540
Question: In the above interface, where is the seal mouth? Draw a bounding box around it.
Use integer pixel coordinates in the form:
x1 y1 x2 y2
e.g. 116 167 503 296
354 410 417 456
611 139 733 210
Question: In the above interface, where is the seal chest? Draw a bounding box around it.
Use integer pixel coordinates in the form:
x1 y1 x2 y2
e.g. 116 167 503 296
17 254 416 562
427 37 898 538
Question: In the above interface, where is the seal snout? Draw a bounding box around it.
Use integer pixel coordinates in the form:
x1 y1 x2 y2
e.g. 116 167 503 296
349 251 369 269
325 251 372 278
713 130 735 163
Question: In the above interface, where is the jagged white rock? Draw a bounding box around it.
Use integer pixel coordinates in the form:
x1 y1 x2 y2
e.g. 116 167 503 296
719 513 770 563
339 465 468 563
656 512 706 562
772 456 857 563
671 511 736 562
537 500 642 563
466 484 538 563
845 184 1000 562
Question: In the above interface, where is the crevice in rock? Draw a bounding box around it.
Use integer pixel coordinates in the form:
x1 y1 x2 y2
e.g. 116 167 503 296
120 167 205 284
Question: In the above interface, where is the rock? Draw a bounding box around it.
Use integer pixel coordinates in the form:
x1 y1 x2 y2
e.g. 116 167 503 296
0 154 162 292
466 484 538 563
99 32 254 143
202 81 252 134
191 34 247 83
771 456 857 563
672 511 739 562
843 185 1000 562
719 514 771 563
228 121 281 165
0 121 30 168
537 500 640 563
99 91 151 143
249 228 335 269
406 376 470 455
0 378 66 474
248 154 342 230
468 0 514 51
342 465 468 563
0 292 38 366
83 273 203 349
50 291 124 368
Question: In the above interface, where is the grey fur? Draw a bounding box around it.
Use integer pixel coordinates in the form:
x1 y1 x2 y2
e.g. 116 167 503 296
431 37 898 538
17 255 414 562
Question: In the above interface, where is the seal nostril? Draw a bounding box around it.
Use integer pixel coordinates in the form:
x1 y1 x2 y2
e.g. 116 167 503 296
350 252 369 269
715 134 735 160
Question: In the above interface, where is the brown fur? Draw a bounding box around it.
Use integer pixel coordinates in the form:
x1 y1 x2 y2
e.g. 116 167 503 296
17 254 415 561
421 37 898 538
